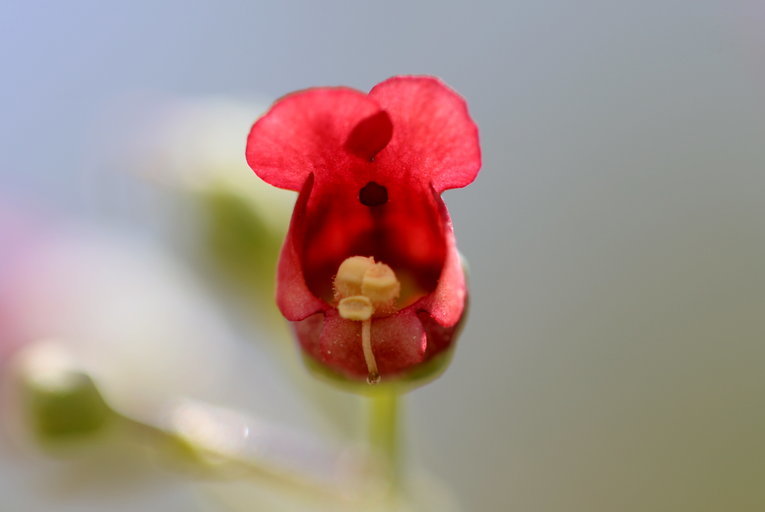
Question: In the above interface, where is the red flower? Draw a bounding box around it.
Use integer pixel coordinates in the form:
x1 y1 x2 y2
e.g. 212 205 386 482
246 76 480 384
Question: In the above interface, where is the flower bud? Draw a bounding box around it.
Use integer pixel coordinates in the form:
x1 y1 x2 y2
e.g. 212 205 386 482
15 341 113 443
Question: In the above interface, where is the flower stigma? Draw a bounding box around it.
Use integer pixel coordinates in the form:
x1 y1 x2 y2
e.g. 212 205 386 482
334 256 401 384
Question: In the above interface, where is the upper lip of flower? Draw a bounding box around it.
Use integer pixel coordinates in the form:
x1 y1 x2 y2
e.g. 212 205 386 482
246 76 480 194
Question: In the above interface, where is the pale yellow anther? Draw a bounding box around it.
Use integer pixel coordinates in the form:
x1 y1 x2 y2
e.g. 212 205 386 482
361 262 401 307
334 256 375 299
338 295 374 321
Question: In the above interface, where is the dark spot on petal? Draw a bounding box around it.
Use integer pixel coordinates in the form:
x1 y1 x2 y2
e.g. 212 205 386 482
359 181 388 206
345 110 393 161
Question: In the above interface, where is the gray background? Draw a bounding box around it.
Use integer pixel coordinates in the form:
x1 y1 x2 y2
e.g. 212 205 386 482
2 1 764 510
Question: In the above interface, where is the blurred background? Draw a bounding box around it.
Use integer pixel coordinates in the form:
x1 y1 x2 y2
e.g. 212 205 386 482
1 1 764 511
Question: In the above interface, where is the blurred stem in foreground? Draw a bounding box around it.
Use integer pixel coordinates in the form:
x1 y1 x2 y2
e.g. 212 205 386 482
10 340 452 510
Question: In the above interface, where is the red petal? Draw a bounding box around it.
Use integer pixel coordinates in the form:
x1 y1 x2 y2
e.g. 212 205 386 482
344 110 393 161
370 311 428 374
370 76 481 192
275 174 326 320
416 189 466 326
246 87 382 191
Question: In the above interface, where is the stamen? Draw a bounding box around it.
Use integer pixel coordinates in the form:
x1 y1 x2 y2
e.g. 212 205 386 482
334 256 375 299
334 256 401 385
338 295 373 321
361 319 380 384
361 262 400 307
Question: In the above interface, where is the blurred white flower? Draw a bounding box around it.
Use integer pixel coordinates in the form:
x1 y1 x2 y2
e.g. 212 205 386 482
2 225 235 420
130 96 294 234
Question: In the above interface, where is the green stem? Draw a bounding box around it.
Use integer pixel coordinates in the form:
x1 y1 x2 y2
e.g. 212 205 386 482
367 388 402 488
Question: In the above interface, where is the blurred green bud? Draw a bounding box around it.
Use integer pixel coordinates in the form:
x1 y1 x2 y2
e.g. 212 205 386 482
16 341 113 443
200 188 284 304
